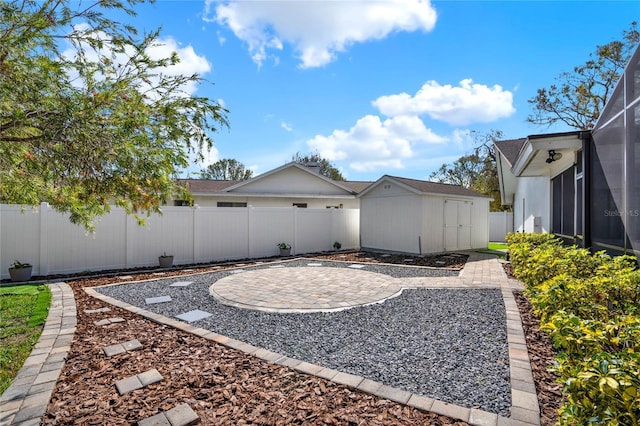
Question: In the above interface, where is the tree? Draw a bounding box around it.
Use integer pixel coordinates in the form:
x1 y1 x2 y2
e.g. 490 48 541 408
291 152 345 181
0 0 228 230
200 159 253 180
527 22 639 130
429 130 507 211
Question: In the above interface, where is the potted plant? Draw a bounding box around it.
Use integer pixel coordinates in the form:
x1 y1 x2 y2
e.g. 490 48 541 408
8 260 33 282
277 242 291 256
158 252 174 268
333 241 342 251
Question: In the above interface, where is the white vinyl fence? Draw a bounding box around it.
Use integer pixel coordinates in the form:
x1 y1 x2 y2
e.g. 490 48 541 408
489 211 514 242
0 203 360 279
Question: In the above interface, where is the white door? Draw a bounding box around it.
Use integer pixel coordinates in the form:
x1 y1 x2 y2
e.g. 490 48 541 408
444 199 472 251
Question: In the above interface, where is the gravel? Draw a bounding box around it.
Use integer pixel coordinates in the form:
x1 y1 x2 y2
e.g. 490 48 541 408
96 260 511 415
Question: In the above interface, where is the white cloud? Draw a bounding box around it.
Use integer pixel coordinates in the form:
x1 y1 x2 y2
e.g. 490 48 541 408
205 0 437 68
63 25 211 96
373 79 515 125
306 114 445 172
281 121 293 132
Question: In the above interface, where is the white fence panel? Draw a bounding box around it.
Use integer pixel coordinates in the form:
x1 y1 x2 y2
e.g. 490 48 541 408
250 207 294 258
194 208 249 262
489 211 514 242
331 209 360 249
44 205 127 275
296 209 332 253
0 203 361 279
1 205 41 275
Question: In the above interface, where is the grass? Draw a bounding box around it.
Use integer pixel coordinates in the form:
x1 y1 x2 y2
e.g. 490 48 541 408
0 284 51 395
475 242 509 259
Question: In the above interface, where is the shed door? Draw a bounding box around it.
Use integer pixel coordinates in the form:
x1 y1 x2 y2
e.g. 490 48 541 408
444 199 472 250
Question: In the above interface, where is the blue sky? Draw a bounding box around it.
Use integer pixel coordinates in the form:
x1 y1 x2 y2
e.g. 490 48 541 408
118 1 638 182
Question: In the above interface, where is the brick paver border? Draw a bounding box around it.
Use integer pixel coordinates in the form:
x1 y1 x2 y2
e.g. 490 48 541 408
0 282 76 426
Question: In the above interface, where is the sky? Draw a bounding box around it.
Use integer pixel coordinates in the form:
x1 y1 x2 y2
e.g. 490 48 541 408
108 0 639 182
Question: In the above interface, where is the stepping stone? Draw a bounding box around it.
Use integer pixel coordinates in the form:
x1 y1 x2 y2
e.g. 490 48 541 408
84 307 111 314
176 310 212 323
116 369 163 395
230 269 245 274
381 254 391 257
236 263 247 267
269 265 285 268
152 272 166 276
138 403 199 426
169 281 193 287
435 261 446 265
118 275 133 280
103 339 143 357
348 264 366 269
145 296 172 305
94 317 126 326
182 269 194 272
307 263 322 266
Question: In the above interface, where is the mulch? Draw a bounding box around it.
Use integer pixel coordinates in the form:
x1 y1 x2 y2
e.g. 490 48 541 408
40 253 561 425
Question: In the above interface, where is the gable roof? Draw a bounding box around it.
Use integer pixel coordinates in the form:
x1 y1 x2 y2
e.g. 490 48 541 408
358 175 491 199
176 179 237 194
494 138 526 167
176 163 374 196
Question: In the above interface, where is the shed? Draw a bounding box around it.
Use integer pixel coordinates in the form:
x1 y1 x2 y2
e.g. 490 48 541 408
358 176 491 254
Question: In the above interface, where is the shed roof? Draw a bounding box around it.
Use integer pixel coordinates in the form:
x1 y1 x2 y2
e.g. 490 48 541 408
359 175 491 199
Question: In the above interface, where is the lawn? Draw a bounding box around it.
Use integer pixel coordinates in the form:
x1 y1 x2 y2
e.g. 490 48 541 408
475 242 508 259
0 284 51 394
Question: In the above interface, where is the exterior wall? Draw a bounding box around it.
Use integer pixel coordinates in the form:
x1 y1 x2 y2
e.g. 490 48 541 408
0 203 360 279
191 195 360 209
360 182 489 254
513 176 550 233
232 167 349 195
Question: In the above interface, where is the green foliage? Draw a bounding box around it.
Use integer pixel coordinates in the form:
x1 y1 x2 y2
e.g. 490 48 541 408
200 158 253 181
508 232 640 424
429 130 507 211
291 151 344 181
0 284 51 394
0 0 229 231
528 22 639 130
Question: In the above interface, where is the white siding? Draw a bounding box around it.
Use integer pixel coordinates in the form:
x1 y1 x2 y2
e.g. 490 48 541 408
513 177 550 233
233 167 350 195
192 195 360 209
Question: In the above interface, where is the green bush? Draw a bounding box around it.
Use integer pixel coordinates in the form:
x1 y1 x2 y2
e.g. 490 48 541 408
507 232 640 425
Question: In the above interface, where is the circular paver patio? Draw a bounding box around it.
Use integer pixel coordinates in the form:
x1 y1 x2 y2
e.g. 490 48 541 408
210 266 402 312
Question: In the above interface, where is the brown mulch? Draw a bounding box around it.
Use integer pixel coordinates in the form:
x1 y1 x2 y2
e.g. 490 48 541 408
41 254 561 425
313 251 467 269
513 291 563 425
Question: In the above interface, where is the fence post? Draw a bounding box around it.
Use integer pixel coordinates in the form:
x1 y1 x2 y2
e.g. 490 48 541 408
38 202 49 276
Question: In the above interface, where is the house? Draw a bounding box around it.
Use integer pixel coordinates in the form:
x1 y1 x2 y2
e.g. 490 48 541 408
494 42 640 256
176 162 373 209
358 175 491 254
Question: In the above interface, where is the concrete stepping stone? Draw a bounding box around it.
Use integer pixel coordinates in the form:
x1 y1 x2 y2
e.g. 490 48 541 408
307 263 322 266
152 272 166 276
169 281 193 287
138 403 199 426
115 369 163 395
176 310 212 323
182 269 194 272
118 275 133 280
103 339 143 357
435 261 446 265
93 317 126 326
230 269 245 274
269 265 285 268
145 296 172 305
348 264 366 269
84 307 111 314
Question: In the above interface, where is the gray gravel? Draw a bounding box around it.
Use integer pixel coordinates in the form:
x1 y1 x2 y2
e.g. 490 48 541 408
96 260 510 415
